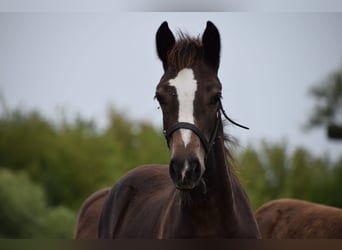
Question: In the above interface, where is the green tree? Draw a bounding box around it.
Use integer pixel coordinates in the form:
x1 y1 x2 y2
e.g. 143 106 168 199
1 98 342 237
237 146 271 210
238 141 342 210
306 66 342 139
0 169 75 238
330 157 342 207
0 105 169 211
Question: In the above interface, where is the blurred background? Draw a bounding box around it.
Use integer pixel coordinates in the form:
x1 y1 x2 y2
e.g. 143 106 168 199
0 1 341 238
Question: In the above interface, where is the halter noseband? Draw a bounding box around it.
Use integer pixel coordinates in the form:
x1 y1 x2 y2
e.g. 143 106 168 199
163 101 249 158
163 115 220 157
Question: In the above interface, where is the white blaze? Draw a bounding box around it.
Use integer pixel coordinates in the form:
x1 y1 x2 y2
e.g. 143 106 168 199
169 68 197 147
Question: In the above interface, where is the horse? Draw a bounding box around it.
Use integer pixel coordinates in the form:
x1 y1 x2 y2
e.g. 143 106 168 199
74 21 260 239
74 188 110 239
255 198 342 238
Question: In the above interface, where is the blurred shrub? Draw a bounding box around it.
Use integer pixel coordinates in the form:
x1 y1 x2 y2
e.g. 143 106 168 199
0 105 341 237
0 169 75 238
237 141 342 210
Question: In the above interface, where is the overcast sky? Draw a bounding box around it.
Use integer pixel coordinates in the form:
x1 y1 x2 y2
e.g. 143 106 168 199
0 4 341 159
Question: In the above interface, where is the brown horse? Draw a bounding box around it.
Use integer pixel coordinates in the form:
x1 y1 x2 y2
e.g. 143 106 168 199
255 199 342 238
74 21 260 239
74 188 110 239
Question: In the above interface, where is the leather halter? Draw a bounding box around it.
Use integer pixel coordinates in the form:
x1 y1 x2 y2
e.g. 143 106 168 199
163 100 249 159
164 115 220 157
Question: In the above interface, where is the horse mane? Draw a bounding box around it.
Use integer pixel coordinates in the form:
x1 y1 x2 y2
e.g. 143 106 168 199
222 120 239 179
167 32 203 71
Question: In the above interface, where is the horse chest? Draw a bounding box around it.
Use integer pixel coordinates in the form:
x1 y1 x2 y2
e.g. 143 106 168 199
158 200 238 238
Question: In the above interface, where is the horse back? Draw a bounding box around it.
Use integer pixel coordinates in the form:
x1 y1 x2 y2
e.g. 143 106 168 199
98 164 173 238
74 187 111 239
255 198 342 238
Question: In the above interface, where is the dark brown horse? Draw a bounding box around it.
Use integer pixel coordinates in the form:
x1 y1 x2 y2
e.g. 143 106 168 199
74 21 260 239
255 199 342 238
74 188 110 238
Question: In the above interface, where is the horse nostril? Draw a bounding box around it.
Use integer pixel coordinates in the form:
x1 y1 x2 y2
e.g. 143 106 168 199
169 158 181 182
191 158 202 180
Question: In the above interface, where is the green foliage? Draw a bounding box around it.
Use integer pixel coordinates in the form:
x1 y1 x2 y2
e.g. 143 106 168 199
306 66 342 129
0 106 169 238
36 206 75 238
0 108 169 210
0 104 341 238
238 141 342 210
0 169 75 238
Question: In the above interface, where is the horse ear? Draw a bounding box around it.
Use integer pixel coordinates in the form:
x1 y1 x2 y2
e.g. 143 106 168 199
202 21 221 72
156 21 176 71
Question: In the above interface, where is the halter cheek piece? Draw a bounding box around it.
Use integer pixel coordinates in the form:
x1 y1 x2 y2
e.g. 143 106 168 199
163 100 249 159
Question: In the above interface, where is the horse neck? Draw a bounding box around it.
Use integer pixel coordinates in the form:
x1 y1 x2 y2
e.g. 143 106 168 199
203 121 235 206
168 122 237 237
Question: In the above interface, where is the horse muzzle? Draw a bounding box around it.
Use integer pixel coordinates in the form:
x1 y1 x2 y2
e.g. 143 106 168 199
169 156 203 191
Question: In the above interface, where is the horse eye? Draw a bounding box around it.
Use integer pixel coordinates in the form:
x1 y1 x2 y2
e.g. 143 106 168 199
210 93 222 105
154 93 165 104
